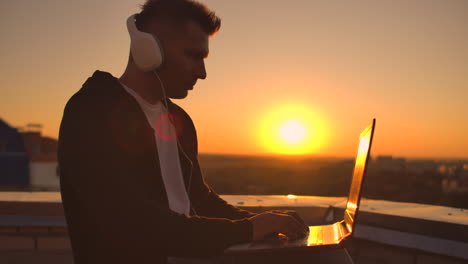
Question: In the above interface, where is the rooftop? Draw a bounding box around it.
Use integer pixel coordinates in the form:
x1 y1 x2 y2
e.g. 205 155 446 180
0 192 467 263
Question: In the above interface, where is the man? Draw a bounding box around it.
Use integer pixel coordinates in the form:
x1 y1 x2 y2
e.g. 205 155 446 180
58 0 308 263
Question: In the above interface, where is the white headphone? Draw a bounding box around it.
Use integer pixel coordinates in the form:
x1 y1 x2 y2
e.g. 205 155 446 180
126 14 164 72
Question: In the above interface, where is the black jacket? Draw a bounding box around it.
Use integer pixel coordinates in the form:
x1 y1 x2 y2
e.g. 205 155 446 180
58 71 254 264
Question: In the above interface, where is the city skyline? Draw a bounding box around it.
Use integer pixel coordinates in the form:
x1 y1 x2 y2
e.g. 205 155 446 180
1 0 467 159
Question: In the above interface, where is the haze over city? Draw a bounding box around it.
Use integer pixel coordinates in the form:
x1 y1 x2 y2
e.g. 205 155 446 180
1 0 467 159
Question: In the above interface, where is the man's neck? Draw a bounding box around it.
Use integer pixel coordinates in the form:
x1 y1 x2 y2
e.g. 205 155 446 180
119 68 164 105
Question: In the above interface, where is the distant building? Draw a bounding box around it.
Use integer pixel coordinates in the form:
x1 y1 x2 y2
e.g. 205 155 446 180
374 155 406 173
406 160 438 175
0 119 29 188
0 119 59 191
440 163 468 193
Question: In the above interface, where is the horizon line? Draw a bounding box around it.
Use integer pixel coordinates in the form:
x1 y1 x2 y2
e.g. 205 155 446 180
198 152 468 161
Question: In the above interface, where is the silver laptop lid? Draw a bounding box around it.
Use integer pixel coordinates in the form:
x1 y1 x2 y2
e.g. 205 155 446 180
343 119 376 233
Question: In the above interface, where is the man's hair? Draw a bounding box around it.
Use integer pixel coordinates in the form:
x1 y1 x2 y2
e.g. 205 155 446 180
136 0 221 35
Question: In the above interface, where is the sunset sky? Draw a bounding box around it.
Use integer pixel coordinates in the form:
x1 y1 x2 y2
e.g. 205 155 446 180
1 0 467 159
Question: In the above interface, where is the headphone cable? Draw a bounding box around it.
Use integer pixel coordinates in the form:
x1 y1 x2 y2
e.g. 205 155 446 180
152 71 197 216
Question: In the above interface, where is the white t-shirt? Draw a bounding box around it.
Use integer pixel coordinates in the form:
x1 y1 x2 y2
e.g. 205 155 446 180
120 82 190 216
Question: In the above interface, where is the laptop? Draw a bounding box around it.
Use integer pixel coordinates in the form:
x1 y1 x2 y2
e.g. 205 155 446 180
225 119 376 254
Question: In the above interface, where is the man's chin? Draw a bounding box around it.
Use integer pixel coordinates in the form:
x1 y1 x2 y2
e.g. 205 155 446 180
168 90 189 99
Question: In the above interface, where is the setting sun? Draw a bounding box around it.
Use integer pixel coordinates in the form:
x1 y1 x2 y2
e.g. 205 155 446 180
279 121 306 144
256 103 327 155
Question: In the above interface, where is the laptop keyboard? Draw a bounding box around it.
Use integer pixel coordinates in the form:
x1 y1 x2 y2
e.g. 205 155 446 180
307 224 342 246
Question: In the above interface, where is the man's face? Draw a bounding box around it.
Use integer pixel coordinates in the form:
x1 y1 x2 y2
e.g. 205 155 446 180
157 20 209 99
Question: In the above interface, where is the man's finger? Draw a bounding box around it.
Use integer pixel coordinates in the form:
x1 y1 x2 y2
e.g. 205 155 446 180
277 214 308 239
288 211 308 231
272 210 308 231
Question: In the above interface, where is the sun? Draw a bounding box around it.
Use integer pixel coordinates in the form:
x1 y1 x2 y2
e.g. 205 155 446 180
279 121 306 144
257 103 327 155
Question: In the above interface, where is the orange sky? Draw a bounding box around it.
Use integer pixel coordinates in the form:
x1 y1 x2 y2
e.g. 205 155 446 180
1 0 467 159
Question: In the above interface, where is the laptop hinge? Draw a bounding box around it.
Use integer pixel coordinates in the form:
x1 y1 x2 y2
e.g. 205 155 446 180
340 220 352 236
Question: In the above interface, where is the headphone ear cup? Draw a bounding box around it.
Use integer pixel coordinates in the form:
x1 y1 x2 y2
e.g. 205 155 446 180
126 14 164 72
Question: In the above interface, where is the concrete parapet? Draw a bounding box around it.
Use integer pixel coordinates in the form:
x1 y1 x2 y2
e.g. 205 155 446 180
0 192 467 264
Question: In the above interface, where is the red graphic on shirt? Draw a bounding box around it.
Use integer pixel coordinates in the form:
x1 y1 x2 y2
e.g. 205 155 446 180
155 113 183 141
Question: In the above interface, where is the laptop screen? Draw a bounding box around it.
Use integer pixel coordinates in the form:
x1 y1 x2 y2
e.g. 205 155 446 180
344 119 375 232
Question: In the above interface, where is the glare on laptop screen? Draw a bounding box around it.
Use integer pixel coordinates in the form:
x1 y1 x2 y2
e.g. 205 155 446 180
344 121 374 232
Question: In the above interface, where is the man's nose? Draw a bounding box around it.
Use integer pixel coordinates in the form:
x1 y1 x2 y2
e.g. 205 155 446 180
196 60 207 80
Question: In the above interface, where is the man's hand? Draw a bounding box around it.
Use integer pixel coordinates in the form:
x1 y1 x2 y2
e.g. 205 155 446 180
248 211 309 241
269 210 308 230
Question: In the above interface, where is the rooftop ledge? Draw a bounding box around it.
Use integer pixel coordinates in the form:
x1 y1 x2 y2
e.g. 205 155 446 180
0 192 467 261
